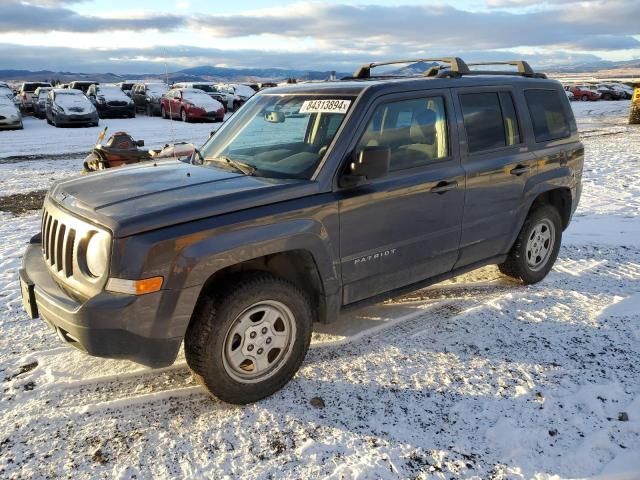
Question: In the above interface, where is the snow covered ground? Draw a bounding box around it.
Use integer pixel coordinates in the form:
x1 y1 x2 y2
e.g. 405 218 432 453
0 102 639 479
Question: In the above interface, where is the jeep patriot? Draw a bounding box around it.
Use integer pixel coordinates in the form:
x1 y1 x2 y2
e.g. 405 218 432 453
20 58 583 404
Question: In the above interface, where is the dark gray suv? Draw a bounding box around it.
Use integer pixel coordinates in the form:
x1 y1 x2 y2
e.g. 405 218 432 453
20 58 583 404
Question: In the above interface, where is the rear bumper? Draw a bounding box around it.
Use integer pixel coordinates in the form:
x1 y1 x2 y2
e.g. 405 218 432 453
21 240 197 367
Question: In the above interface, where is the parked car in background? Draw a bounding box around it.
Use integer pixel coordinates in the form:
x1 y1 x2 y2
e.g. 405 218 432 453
566 85 600 101
230 83 256 103
595 85 624 101
599 83 633 100
172 82 232 111
87 84 136 118
68 81 99 94
565 90 575 101
215 83 248 110
116 81 136 97
33 87 53 119
0 95 23 130
160 88 225 122
18 82 53 111
46 88 99 128
0 82 16 103
131 82 169 116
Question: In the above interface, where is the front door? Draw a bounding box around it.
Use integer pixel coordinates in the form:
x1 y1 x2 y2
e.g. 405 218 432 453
338 90 465 304
452 87 537 267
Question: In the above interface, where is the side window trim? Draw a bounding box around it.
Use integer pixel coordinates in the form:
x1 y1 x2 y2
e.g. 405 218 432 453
353 92 453 175
453 86 525 157
524 88 572 144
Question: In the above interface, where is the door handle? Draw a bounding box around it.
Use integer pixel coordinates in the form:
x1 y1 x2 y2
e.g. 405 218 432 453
510 165 531 176
430 180 458 194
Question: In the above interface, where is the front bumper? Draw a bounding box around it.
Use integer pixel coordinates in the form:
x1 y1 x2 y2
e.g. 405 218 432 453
0 119 22 130
20 240 197 367
56 112 98 125
96 103 135 118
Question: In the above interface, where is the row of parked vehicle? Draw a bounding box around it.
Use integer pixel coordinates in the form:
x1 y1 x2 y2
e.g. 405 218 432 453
0 79 259 129
563 83 634 101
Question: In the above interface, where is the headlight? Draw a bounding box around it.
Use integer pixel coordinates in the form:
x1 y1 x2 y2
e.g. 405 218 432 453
84 231 110 278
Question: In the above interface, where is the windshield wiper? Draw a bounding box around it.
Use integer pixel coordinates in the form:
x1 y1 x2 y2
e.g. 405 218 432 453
206 156 256 176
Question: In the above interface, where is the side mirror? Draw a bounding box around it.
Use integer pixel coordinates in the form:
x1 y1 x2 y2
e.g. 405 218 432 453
264 110 285 123
340 146 390 188
136 139 145 147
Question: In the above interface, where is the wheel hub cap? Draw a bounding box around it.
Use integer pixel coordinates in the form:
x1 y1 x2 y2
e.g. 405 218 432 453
525 218 555 271
222 300 296 383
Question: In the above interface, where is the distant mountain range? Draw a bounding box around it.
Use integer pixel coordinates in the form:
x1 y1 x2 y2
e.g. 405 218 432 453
0 58 638 84
0 65 350 84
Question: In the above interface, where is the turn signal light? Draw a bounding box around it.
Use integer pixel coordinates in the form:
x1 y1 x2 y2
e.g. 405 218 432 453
106 277 164 295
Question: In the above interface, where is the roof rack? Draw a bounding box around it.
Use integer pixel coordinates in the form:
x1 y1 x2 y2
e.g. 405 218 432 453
351 57 470 79
350 57 547 80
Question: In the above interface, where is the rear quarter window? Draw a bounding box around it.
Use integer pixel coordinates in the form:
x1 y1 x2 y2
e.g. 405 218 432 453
524 89 571 142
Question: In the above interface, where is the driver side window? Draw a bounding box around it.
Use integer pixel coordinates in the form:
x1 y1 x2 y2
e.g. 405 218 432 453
357 96 448 172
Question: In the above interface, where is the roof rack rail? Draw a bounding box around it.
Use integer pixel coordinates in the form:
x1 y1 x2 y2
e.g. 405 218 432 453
352 57 470 79
464 60 547 78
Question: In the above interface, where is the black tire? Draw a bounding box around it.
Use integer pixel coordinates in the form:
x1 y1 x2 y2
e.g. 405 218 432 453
185 272 313 404
581 95 588 101
181 108 189 122
161 105 168 119
146 104 152 117
498 205 562 285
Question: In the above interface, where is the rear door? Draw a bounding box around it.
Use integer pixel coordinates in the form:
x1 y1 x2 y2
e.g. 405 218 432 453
337 89 465 304
452 87 537 267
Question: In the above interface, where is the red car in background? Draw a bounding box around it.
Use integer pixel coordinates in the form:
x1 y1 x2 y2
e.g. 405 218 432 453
565 85 600 101
160 88 225 122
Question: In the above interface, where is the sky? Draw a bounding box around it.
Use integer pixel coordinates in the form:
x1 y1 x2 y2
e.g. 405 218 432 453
0 0 639 74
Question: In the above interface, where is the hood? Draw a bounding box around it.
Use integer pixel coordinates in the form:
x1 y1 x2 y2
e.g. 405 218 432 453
49 159 319 237
0 101 19 117
184 92 223 111
55 94 95 114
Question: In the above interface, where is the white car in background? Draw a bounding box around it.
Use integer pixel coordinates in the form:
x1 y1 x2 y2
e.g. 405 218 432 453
0 95 23 130
32 86 53 119
565 90 575 101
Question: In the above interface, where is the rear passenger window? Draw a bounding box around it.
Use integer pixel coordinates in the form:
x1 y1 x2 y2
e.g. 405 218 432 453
358 96 448 172
460 92 520 154
525 89 571 142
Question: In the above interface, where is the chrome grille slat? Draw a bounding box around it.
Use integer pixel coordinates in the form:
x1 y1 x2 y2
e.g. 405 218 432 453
63 228 75 277
55 224 66 272
44 214 53 260
49 220 58 266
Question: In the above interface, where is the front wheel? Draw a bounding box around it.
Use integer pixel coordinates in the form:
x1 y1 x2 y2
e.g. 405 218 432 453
181 108 189 122
498 205 562 284
161 105 168 119
185 273 313 404
581 95 589 101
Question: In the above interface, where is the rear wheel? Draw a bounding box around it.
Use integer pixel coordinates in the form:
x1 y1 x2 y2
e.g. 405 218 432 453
498 205 562 285
581 95 589 101
185 272 313 404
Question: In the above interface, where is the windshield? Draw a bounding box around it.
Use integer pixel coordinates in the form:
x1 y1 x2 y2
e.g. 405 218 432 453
191 84 215 93
199 94 354 179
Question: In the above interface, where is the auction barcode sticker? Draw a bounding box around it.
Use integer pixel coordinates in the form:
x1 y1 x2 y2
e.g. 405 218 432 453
299 99 351 114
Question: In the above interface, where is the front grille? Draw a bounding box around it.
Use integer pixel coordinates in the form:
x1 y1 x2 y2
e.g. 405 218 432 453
108 101 127 107
42 209 76 278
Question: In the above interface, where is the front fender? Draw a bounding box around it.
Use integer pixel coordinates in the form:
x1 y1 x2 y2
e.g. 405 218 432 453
169 218 339 295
